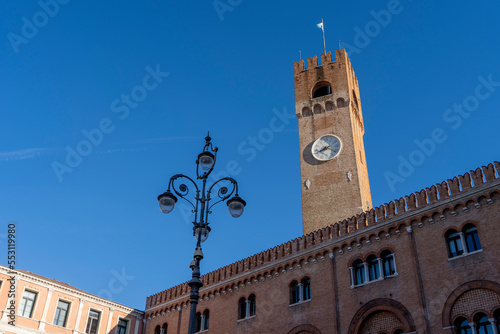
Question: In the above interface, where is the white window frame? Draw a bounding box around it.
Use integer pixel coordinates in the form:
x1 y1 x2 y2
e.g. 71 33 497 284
53 299 71 327
85 309 101 334
351 253 398 288
117 317 129 334
19 289 38 318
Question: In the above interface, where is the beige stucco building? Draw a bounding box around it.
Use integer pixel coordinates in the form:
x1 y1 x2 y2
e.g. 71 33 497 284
0 266 143 334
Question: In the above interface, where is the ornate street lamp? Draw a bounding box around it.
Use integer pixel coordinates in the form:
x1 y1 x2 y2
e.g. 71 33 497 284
157 133 246 334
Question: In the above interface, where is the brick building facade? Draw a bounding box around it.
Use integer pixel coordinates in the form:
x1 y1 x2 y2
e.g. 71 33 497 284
143 50 500 334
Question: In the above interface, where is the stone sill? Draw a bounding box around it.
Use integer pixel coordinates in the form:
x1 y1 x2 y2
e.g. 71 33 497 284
448 249 483 261
351 274 398 289
289 299 311 307
237 315 256 322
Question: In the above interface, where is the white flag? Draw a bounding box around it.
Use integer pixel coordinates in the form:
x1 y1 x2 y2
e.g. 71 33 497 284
317 22 323 29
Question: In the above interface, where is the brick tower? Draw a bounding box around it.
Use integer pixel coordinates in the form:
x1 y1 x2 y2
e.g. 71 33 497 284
294 49 372 234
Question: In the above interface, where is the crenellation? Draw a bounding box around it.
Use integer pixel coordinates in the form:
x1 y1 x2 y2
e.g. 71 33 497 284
395 197 406 214
416 189 428 208
366 209 376 225
294 59 305 74
406 193 417 210
314 230 322 244
459 172 473 190
448 177 461 195
348 216 357 232
307 56 318 69
320 51 332 66
437 181 450 200
483 162 497 181
427 186 438 204
357 212 367 229
306 233 313 248
471 167 485 186
375 204 386 223
495 161 500 177
340 219 349 235
387 201 396 218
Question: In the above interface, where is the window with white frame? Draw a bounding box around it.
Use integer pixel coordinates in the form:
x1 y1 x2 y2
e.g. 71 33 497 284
446 224 482 259
53 300 70 327
367 255 380 281
117 319 128 334
195 310 209 332
381 250 396 277
19 290 37 318
238 294 256 320
289 276 311 305
85 310 100 334
350 251 397 287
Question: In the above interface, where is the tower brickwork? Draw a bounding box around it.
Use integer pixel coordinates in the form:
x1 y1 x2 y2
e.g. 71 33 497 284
294 49 372 234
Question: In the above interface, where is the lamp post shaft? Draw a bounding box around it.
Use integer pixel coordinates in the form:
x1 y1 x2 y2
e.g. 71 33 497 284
188 252 203 334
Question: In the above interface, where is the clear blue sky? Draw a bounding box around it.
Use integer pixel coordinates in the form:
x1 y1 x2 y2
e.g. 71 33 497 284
1 0 499 309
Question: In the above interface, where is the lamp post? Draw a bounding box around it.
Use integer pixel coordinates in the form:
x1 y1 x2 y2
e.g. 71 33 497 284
157 134 246 334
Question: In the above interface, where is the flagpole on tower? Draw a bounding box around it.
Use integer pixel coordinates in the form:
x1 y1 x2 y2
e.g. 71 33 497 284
317 18 326 54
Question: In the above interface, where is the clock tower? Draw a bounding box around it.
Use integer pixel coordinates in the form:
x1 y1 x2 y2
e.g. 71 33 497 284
295 49 372 234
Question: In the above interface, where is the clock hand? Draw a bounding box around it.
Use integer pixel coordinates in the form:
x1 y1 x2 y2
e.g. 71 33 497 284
319 145 331 152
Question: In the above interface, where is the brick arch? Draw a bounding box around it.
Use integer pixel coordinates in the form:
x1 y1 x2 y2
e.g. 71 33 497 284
442 280 500 327
286 324 322 334
348 298 415 334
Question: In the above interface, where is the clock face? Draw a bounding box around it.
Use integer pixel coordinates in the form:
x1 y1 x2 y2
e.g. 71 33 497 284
311 135 342 161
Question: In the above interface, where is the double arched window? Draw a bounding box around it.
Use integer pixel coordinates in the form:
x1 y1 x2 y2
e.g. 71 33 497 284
195 310 209 332
454 312 497 334
446 224 482 258
290 276 311 305
350 250 397 287
238 294 256 320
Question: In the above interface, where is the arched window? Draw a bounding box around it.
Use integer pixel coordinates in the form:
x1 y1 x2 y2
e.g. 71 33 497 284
312 82 332 98
325 101 334 111
238 297 246 320
313 104 324 114
302 107 312 117
475 313 493 334
202 310 209 331
353 259 365 285
393 330 405 334
367 255 380 281
381 251 396 277
161 323 168 334
446 229 464 258
154 325 161 334
337 98 346 108
195 313 201 333
463 224 481 253
290 280 300 304
301 277 311 301
248 294 256 317
454 317 472 334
